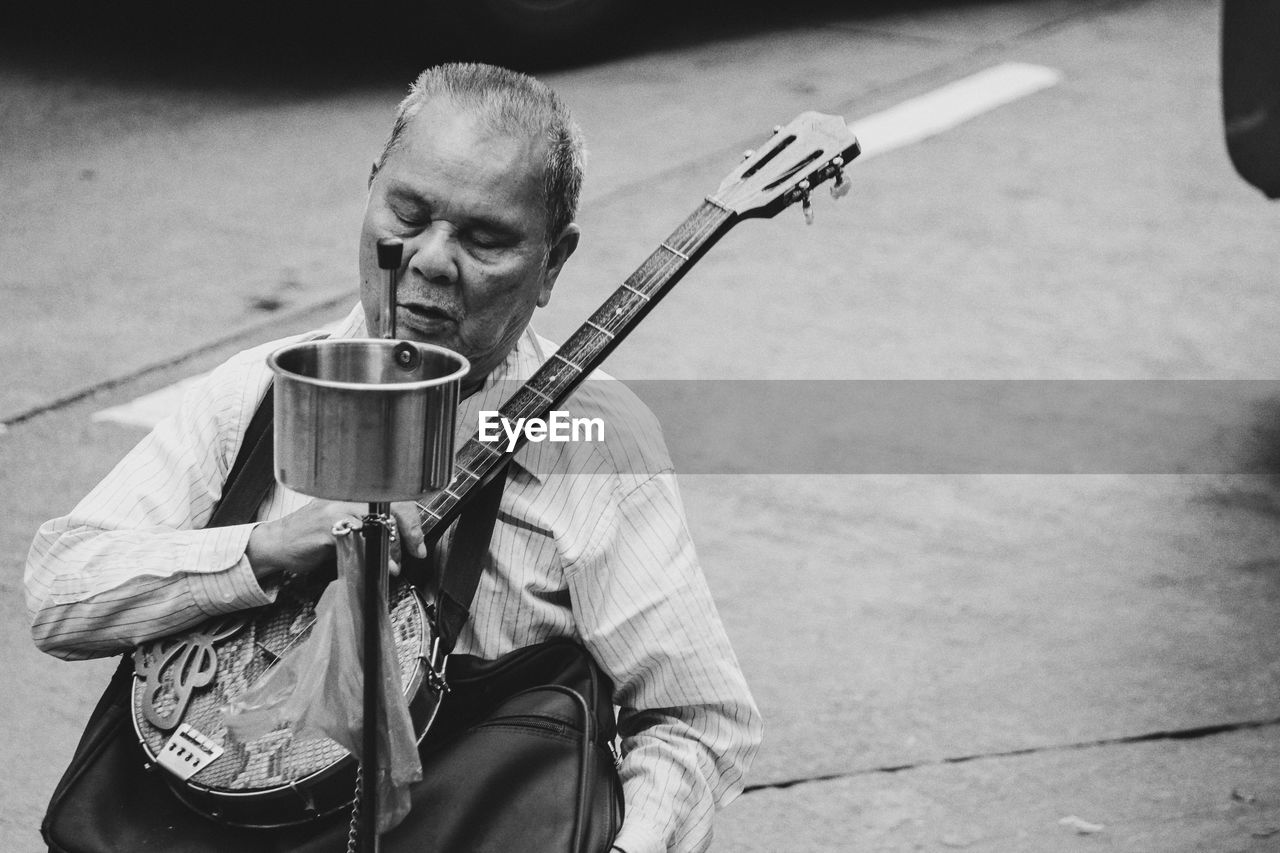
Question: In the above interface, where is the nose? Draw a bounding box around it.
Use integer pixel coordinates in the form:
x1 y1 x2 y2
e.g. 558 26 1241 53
406 223 459 287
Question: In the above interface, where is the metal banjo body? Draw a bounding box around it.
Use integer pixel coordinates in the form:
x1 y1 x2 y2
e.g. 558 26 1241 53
130 575 440 828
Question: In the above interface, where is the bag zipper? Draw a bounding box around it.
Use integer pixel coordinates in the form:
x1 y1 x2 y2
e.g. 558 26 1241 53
473 713 572 738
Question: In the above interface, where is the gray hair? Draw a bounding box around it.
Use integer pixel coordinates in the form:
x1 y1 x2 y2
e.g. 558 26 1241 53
373 63 585 243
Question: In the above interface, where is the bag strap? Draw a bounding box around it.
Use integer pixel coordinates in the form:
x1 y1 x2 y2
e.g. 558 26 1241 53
209 383 276 529
435 465 510 654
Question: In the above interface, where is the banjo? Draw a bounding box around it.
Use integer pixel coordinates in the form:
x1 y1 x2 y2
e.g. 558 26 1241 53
129 111 860 827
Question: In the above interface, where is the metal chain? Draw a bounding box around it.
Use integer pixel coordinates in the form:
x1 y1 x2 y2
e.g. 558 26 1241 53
345 765 362 853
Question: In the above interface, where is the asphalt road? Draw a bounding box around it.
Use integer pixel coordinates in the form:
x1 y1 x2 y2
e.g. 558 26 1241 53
3 0 1280 850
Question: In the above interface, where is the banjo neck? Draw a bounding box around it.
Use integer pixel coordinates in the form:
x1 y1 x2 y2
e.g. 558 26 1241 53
414 199 735 536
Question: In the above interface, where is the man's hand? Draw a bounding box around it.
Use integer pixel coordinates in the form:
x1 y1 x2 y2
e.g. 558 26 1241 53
245 500 427 582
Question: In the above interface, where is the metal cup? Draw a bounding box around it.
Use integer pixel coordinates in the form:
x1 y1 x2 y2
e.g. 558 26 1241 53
267 338 469 502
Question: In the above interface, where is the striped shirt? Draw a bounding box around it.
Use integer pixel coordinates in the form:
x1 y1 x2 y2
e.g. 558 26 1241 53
25 305 762 853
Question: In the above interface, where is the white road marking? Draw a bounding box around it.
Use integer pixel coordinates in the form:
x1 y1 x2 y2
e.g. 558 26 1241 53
92 374 206 427
91 62 1061 431
850 62 1062 160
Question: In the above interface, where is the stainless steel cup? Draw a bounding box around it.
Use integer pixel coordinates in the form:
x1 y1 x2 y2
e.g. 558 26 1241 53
267 338 469 502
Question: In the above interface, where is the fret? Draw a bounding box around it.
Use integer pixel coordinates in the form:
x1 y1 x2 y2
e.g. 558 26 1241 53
539 371 579 406
594 288 647 331
628 252 680 294
498 386 544 419
622 283 651 301
497 385 549 426
550 325 617 380
552 352 586 372
472 441 503 461
704 195 731 212
660 241 690 261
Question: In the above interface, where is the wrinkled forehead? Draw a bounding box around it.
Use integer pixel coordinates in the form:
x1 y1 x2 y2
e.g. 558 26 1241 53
402 95 549 182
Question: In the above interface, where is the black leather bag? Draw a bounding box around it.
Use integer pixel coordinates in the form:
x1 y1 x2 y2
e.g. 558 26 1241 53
42 640 622 853
41 388 623 853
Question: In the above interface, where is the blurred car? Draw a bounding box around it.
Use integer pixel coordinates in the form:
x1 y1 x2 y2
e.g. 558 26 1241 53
458 0 640 64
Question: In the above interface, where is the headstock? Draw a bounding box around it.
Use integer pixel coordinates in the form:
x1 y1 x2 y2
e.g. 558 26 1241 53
711 111 860 223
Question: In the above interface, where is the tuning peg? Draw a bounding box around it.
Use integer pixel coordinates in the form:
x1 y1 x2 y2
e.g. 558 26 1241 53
796 179 814 225
742 149 755 161
828 156 850 200
830 171 849 199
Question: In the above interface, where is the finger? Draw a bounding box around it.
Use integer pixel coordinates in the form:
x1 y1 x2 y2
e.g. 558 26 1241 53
329 512 364 537
391 503 427 558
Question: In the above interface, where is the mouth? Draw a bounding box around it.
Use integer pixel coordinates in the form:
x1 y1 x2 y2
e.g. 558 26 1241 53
397 304 457 332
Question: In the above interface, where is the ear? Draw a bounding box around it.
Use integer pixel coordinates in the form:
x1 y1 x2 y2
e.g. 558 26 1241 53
537 223 580 308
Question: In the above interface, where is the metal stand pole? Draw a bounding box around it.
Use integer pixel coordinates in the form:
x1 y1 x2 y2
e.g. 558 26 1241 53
360 236 403 853
358 236 404 852
358 503 391 853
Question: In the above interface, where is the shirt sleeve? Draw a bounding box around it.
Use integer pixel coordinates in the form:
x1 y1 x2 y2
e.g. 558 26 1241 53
24 356 277 661
567 471 763 853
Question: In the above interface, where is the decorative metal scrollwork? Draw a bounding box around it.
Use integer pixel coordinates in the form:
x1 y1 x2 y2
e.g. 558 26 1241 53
133 615 247 731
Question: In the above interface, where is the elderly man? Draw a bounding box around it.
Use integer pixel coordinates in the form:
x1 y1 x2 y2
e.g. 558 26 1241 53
26 63 760 852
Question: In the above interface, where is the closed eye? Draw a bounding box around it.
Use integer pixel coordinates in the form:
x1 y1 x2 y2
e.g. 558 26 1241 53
469 231 507 249
392 205 429 228
466 225 520 252
384 184 430 229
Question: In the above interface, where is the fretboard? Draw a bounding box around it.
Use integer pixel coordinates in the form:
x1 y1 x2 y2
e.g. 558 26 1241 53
416 198 735 535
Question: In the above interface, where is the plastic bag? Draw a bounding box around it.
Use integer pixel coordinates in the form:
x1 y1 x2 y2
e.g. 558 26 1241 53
224 523 423 832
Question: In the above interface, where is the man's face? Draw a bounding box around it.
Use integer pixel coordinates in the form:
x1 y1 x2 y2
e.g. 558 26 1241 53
358 97 578 386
